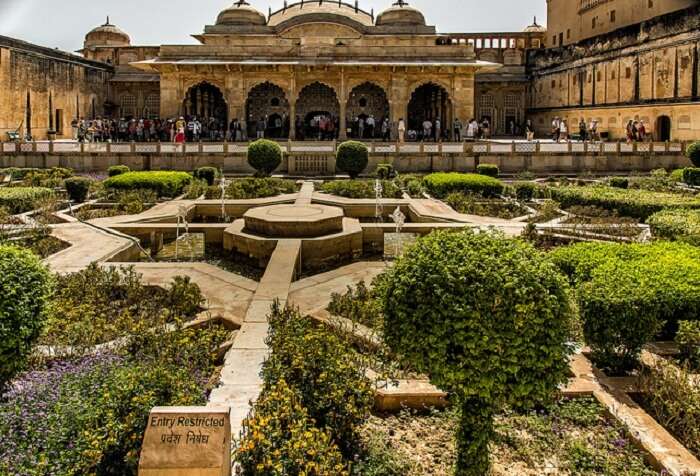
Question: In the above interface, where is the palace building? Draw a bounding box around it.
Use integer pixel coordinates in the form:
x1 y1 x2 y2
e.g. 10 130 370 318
1 0 699 142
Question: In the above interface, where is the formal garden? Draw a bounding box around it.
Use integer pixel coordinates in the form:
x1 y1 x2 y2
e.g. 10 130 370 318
0 138 699 475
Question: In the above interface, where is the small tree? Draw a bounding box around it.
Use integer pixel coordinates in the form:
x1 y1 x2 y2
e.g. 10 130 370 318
64 176 92 203
247 139 282 176
193 166 218 186
336 141 369 179
378 230 575 476
0 245 53 386
686 141 700 168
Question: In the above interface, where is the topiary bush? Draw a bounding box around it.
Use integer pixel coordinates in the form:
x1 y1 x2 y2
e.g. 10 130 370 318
0 245 53 386
377 230 575 475
64 176 92 203
375 163 395 180
476 163 499 178
609 177 629 189
336 141 369 179
193 166 218 186
103 171 192 198
108 165 130 177
247 139 282 176
685 141 700 168
423 172 504 199
683 167 700 186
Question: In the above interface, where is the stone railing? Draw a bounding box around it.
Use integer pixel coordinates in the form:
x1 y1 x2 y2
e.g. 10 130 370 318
0 140 689 156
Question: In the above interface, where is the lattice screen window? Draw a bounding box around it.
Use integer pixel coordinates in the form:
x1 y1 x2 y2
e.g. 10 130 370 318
144 94 160 119
479 94 495 108
120 94 136 118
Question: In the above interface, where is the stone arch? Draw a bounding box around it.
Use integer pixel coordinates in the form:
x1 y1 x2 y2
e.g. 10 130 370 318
407 82 452 141
656 115 672 141
346 82 390 140
295 81 340 140
245 82 290 139
182 81 228 126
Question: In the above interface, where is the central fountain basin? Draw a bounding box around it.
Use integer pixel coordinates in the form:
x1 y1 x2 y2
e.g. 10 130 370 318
243 204 344 238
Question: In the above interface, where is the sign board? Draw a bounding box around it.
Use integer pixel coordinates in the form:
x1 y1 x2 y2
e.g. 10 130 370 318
138 406 231 476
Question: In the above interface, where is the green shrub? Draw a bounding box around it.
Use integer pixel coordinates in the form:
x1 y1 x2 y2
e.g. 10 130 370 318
513 181 538 201
423 172 504 199
377 230 575 475
103 171 192 198
262 304 374 455
184 179 209 199
320 180 402 199
193 166 218 186
685 141 700 168
0 187 54 214
247 139 282 176
108 165 130 177
648 208 700 245
337 141 369 179
609 177 629 189
670 168 686 183
236 379 348 475
225 177 297 199
0 245 53 385
64 176 92 203
327 281 382 329
375 163 395 180
476 163 499 178
676 320 700 370
549 185 700 220
683 167 700 186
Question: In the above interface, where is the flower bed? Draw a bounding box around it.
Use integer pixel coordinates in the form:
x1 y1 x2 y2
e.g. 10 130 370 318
320 179 403 199
103 171 192 198
548 185 700 220
423 172 504 198
445 192 529 219
0 187 54 214
648 208 700 245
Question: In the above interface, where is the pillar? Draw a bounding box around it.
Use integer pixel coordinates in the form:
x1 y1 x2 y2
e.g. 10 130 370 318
339 101 347 140
289 99 296 140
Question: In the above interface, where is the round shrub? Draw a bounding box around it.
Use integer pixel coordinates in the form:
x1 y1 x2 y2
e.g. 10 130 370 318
685 141 700 168
108 165 130 177
375 163 395 180
513 181 538 201
683 167 700 186
423 172 504 198
476 163 499 178
609 177 629 189
64 176 92 203
193 166 218 186
336 141 369 179
378 230 575 475
247 139 282 176
0 245 53 386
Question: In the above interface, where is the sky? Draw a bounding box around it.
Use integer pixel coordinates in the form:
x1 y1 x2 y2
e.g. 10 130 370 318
0 0 546 52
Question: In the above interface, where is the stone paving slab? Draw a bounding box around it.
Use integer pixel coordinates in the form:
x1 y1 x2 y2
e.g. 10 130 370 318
219 349 269 386
231 323 269 350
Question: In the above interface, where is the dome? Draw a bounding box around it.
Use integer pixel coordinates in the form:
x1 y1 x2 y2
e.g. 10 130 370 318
84 17 131 47
376 1 426 26
217 0 267 26
268 1 374 28
524 17 546 33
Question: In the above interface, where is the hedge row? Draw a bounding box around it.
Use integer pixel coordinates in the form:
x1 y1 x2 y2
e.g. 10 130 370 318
103 171 192 198
648 209 700 246
0 187 54 214
423 172 504 198
550 241 700 373
549 185 700 220
320 179 403 199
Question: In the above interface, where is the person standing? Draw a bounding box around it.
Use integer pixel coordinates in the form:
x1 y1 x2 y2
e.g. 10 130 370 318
625 120 635 143
367 115 375 139
552 117 561 142
422 119 432 142
358 116 365 139
435 118 442 142
453 117 462 141
638 120 647 142
466 118 477 141
589 119 598 142
381 117 391 141
559 119 568 141
481 118 491 140
398 118 406 143
579 119 587 142
525 119 534 141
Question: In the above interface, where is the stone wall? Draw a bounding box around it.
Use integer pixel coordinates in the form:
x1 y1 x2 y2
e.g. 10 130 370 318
0 36 112 141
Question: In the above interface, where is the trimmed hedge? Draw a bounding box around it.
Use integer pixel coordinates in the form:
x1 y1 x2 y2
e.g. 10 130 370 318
320 180 402 199
550 241 700 373
423 172 504 198
378 230 574 475
224 178 297 199
609 177 629 189
686 141 700 168
193 167 218 186
103 171 192 198
0 245 53 386
477 163 499 178
549 185 700 220
107 165 130 177
247 139 282 176
0 187 54 214
65 177 91 203
648 209 700 245
683 167 700 186
337 141 369 179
